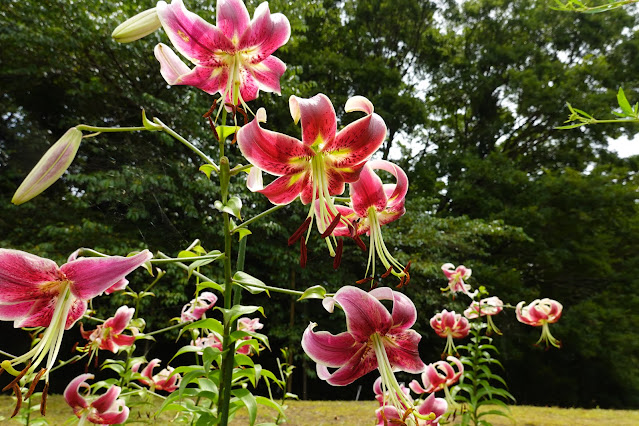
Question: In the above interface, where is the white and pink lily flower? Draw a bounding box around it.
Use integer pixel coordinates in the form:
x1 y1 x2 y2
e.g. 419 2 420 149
180 291 218 322
430 310 470 356
516 298 563 348
325 159 409 284
132 359 181 392
464 296 504 335
238 317 263 332
154 0 290 107
302 286 424 419
64 373 129 425
237 94 387 264
0 248 151 397
81 305 136 354
441 263 477 298
375 393 447 426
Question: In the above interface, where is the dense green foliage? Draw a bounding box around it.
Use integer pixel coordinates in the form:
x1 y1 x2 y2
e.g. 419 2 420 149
1 0 638 408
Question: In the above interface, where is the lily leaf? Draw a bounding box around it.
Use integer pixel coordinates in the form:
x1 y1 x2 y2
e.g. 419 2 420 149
233 271 269 295
297 285 327 301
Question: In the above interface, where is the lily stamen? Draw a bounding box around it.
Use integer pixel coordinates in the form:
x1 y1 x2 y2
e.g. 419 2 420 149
3 361 32 392
24 368 47 400
289 217 312 246
300 239 307 268
333 239 344 270
10 383 22 418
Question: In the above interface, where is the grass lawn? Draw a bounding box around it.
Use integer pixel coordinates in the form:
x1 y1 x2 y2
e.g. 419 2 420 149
1 396 638 425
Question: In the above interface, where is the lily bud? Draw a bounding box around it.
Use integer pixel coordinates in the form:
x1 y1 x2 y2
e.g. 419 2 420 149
12 127 83 205
112 8 161 43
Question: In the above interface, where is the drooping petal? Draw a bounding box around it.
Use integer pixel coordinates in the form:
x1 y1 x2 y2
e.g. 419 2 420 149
64 298 87 329
89 400 129 425
239 2 290 62
368 287 417 333
15 296 58 328
368 160 408 212
157 0 235 64
301 323 359 367
289 94 337 148
64 374 92 411
333 286 392 342
62 250 152 301
384 329 425 374
237 119 313 176
348 164 387 217
216 0 250 41
259 173 310 205
91 386 121 413
315 342 378 386
104 278 128 295
0 249 61 303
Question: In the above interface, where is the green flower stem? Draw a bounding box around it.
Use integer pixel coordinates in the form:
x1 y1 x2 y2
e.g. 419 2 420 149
233 237 247 306
153 118 219 168
49 353 88 373
76 124 147 133
142 322 185 338
231 204 285 232
150 255 223 264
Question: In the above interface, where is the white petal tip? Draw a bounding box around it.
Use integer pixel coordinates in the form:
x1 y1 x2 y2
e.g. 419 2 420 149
345 96 374 114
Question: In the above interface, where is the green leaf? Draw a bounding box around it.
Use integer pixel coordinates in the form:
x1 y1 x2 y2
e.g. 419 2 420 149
255 396 286 418
617 87 634 116
217 125 240 141
297 285 327 301
200 164 217 179
232 388 257 426
217 305 265 325
214 196 243 220
233 271 269 295
196 281 224 293
234 227 253 241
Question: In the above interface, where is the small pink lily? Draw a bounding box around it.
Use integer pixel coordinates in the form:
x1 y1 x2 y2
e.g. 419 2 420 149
132 359 181 392
0 249 151 392
237 94 386 262
516 298 563 348
80 306 136 353
154 0 290 106
192 333 224 352
325 159 409 283
180 291 218 322
409 356 463 395
302 286 424 417
64 373 129 425
441 263 477 297
464 296 504 335
430 310 470 356
375 393 447 426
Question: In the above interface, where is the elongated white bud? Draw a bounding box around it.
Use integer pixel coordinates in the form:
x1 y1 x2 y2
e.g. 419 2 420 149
112 8 161 43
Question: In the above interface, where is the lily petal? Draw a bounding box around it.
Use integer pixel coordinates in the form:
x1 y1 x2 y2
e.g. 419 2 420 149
62 250 152 300
301 323 358 367
216 0 250 41
369 287 417 333
385 329 426 374
0 249 61 303
349 164 387 217
333 286 392 342
289 94 337 148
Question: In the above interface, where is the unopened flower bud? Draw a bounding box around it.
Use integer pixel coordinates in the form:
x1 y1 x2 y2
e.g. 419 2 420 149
12 127 83 205
112 8 161 43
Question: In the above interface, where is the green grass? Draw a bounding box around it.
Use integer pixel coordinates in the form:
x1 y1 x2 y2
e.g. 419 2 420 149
1 396 638 425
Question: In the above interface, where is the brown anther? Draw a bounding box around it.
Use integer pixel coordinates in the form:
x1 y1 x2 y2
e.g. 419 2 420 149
10 383 22 418
381 266 394 279
370 280 380 290
3 361 32 392
202 99 218 118
321 213 342 239
300 239 307 268
203 100 221 141
235 105 249 125
24 368 47 400
356 277 374 286
71 342 79 353
333 239 344 270
40 382 49 416
288 217 312 246
401 407 414 422
353 235 367 251
0 366 4 377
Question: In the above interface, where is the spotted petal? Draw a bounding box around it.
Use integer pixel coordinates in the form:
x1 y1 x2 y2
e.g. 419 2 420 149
0 249 61 303
239 2 291 63
333 286 392 343
289 94 337 148
216 0 250 41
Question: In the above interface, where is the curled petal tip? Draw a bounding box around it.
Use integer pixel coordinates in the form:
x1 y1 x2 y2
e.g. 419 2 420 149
256 107 267 123
345 95 374 115
289 96 301 124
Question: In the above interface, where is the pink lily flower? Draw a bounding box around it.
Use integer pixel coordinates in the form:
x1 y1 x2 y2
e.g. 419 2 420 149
0 248 151 389
154 0 290 106
237 94 386 262
80 306 136 353
516 298 563 348
409 356 463 395
464 296 504 335
441 263 477 297
302 286 424 417
180 291 218 322
192 334 224 352
64 373 129 425
325 159 409 283
430 310 470 356
375 393 447 426
132 359 181 392
238 316 263 332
